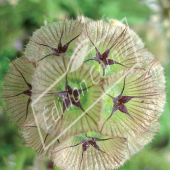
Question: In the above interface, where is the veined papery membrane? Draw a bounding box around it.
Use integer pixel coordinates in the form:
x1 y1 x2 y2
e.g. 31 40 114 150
22 124 59 158
127 119 160 156
3 56 35 127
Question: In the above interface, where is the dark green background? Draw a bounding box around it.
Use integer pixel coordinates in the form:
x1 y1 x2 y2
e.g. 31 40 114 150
0 0 170 169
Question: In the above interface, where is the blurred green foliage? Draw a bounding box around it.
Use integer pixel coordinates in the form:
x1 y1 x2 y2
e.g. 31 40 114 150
0 0 170 169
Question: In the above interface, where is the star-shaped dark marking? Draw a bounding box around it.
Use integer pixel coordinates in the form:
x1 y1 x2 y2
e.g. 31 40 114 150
4 61 32 126
53 134 112 170
48 74 95 123
24 125 60 154
29 30 81 62
85 27 128 76
100 75 156 132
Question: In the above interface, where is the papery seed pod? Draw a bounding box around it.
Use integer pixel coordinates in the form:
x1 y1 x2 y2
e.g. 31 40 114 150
74 20 147 76
127 119 160 156
31 56 103 140
99 67 164 138
25 17 83 63
52 132 129 170
22 125 59 158
3 56 35 127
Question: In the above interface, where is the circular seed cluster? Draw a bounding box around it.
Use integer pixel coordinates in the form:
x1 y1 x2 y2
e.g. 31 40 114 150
3 16 166 170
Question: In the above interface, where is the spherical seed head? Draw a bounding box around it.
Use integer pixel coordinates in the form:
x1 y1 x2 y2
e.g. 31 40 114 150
3 16 166 169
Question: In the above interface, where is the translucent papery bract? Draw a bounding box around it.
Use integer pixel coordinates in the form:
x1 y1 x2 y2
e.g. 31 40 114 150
52 133 128 170
108 19 126 27
99 68 163 138
22 125 59 158
31 57 103 140
128 119 160 156
3 56 35 127
147 59 166 117
74 20 147 76
77 15 94 24
25 18 83 63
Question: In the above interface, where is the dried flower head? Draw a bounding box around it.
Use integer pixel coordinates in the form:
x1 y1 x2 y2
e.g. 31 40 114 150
3 15 166 170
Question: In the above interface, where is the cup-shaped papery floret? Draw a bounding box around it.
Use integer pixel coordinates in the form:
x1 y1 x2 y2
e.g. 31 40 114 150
52 132 129 170
74 20 148 77
99 67 163 138
3 56 35 127
25 17 83 63
31 56 103 141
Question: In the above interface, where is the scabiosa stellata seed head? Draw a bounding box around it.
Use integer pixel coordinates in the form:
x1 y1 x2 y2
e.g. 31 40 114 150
3 15 166 170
